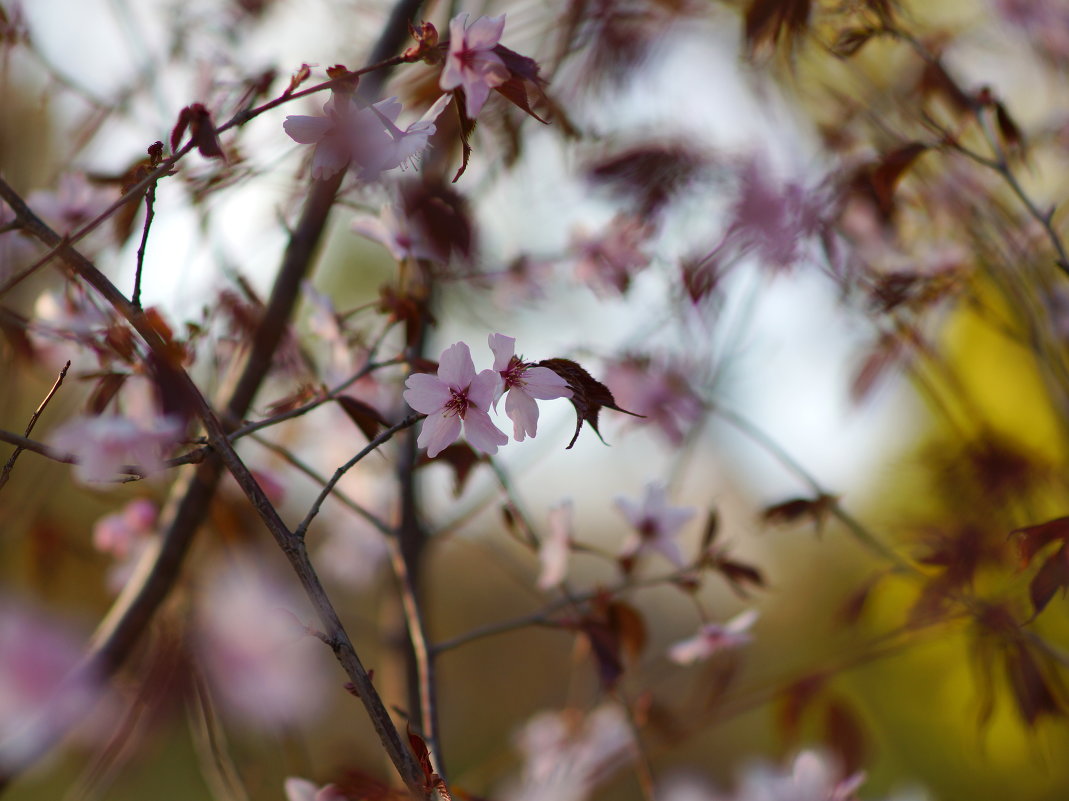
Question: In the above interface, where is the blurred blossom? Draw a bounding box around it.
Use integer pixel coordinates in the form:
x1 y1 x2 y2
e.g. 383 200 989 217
721 159 827 273
537 499 574 590
490 255 554 307
315 519 389 589
615 483 695 569
92 498 157 558
505 704 634 801
93 497 158 593
489 333 572 441
194 561 330 727
350 204 440 263
603 355 703 445
27 172 117 237
572 215 652 295
0 202 36 279
0 601 102 771
994 0 1069 63
284 777 347 801
404 341 508 457
440 13 510 117
668 609 759 665
284 94 449 181
713 750 866 801
50 414 182 485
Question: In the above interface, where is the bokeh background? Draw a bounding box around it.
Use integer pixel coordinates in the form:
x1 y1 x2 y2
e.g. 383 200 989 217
3 0 1069 799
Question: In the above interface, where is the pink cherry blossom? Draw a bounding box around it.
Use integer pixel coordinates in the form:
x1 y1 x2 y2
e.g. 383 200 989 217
50 414 182 484
667 609 759 665
537 499 573 590
284 95 447 181
440 13 510 118
489 333 572 441
615 483 695 569
403 341 507 457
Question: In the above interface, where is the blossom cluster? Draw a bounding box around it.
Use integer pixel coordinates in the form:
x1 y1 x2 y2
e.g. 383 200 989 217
403 334 572 458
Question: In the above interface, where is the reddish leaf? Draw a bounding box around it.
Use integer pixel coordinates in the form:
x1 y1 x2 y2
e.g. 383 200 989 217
919 58 975 115
586 143 706 217
699 508 720 552
850 330 907 404
776 675 825 741
744 0 812 54
535 358 643 449
85 373 129 415
1005 642 1063 726
1029 543 1069 616
823 698 867 776
284 63 312 97
264 384 320 415
407 727 436 786
832 27 877 58
1011 516 1069 568
994 101 1025 152
712 556 765 598
607 600 647 661
869 143 928 217
578 616 624 690
417 442 482 497
399 178 475 264
335 395 389 441
378 285 433 349
838 573 882 626
0 310 35 362
171 103 226 159
761 493 837 528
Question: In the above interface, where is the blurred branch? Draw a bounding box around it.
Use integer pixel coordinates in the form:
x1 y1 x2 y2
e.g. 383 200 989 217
0 0 434 786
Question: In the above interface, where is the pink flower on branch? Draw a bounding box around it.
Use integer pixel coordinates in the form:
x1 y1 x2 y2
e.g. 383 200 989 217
667 608 759 665
440 13 510 118
404 341 507 458
489 333 572 441
283 94 448 181
615 483 695 570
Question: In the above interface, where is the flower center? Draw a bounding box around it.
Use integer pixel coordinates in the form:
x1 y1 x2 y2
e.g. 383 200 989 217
445 388 470 418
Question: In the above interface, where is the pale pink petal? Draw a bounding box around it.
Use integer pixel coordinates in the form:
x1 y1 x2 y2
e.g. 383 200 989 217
488 332 516 372
465 13 506 50
521 366 572 400
284 778 320 801
537 499 573 589
419 411 462 457
468 368 503 409
462 81 494 119
403 372 451 413
310 141 348 179
461 406 508 454
505 385 540 440
437 341 476 390
282 115 332 144
370 96 403 124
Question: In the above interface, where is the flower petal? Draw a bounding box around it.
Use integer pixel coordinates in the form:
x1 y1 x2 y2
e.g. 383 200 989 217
468 368 502 409
418 410 462 457
282 115 332 144
404 373 451 413
461 406 508 454
464 13 506 50
505 385 540 440
488 332 515 372
437 341 476 390
521 365 573 400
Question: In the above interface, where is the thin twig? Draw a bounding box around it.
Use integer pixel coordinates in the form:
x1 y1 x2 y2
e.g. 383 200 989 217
132 181 156 309
0 361 71 492
294 414 422 540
